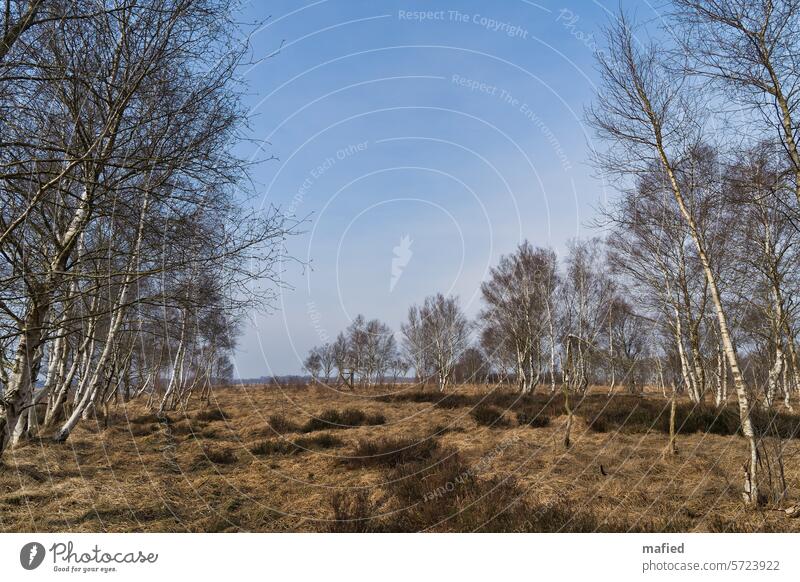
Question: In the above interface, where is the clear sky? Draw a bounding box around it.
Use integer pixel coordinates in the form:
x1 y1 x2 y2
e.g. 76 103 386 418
231 0 649 378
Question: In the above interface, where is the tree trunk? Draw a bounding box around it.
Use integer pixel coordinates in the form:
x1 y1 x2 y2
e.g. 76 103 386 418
547 302 557 394
766 344 784 410
0 302 48 455
563 383 573 449
158 310 188 414
55 193 149 441
666 386 678 456
673 310 698 402
655 137 763 505
714 343 725 407
10 343 44 446
608 315 616 395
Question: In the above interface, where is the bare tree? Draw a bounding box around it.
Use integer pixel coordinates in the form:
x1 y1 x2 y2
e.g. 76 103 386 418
674 0 800 214
479 242 557 393
561 239 615 397
318 343 336 383
453 347 490 384
401 294 470 391
311 318 398 387
401 306 432 385
726 150 800 410
304 349 322 382
0 0 296 453
363 318 397 385
589 11 769 505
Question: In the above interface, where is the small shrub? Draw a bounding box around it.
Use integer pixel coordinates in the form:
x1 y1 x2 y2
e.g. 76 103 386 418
302 409 346 432
376 390 440 404
300 412 328 433
386 451 473 504
383 389 552 411
427 424 462 437
125 423 157 437
433 394 476 409
582 399 800 439
752 408 800 440
378 390 482 408
194 408 229 422
267 413 299 434
250 439 298 456
251 433 343 456
327 490 382 532
470 404 511 428
365 412 387 425
200 427 220 439
294 433 343 450
380 449 596 532
344 437 439 468
302 408 386 433
339 408 367 425
588 415 609 432
482 391 536 409
377 388 554 412
516 410 551 428
340 408 385 426
129 413 165 425
170 421 199 436
194 445 237 467
675 405 740 435
586 399 664 433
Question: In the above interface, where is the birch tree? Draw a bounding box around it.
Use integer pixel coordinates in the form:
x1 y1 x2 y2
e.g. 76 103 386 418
0 0 296 453
402 294 470 391
479 242 557 393
589 11 772 505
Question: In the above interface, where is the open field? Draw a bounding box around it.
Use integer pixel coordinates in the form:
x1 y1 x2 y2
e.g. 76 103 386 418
2 384 800 533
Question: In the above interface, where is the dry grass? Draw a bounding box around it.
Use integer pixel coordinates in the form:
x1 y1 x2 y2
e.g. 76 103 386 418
1 383 800 532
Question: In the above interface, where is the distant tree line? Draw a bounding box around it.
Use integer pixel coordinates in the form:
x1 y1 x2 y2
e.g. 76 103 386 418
306 240 646 396
306 223 800 414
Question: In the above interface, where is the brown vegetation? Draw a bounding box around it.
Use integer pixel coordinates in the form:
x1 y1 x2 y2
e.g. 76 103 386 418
2 383 799 532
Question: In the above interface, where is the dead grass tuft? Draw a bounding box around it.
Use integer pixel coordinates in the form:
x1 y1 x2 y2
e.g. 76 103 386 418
250 433 343 456
193 408 229 422
470 404 512 428
344 437 439 468
192 445 237 468
267 413 300 434
301 408 385 433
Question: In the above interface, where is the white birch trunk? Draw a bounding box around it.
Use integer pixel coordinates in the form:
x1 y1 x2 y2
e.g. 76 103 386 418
158 309 188 413
54 193 149 441
652 132 762 504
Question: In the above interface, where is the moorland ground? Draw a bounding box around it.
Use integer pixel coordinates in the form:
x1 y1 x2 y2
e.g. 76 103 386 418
2 383 800 532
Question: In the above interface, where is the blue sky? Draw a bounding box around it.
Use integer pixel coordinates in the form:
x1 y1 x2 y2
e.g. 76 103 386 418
231 0 647 377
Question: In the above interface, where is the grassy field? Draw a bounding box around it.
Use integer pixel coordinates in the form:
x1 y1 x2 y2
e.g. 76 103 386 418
2 383 800 532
